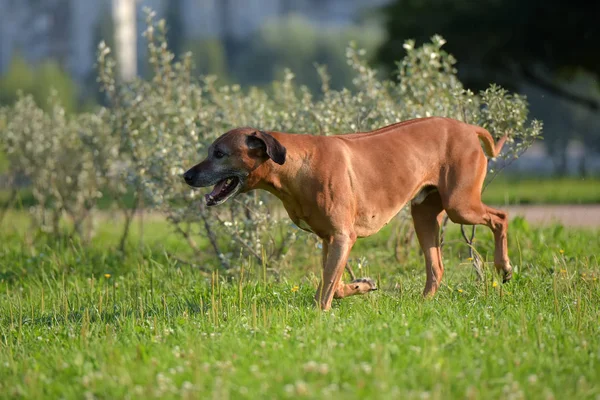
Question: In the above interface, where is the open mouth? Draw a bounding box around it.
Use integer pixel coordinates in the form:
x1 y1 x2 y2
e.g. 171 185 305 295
205 177 242 206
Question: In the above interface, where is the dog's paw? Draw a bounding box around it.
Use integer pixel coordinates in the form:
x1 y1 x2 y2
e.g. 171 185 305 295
350 278 378 294
496 263 513 283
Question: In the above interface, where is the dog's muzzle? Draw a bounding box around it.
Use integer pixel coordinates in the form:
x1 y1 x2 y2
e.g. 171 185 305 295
183 170 195 185
182 167 244 206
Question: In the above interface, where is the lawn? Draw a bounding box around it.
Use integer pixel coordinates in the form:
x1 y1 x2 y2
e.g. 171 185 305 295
482 176 600 205
0 212 598 399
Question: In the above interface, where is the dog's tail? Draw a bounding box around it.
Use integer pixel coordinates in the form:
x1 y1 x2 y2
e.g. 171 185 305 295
475 127 507 158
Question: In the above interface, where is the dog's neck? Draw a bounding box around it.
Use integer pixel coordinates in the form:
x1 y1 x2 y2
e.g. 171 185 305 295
252 131 316 208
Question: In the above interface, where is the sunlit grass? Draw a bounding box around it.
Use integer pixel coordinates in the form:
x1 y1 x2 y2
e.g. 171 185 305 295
0 213 598 399
483 176 600 205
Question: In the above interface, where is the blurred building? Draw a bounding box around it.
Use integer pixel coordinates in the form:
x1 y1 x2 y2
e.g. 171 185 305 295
0 0 388 83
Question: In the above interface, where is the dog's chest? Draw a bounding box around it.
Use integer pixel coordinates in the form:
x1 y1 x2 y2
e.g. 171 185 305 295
287 209 316 234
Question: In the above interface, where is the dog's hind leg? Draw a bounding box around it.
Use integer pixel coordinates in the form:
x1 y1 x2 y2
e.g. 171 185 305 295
334 277 378 299
411 191 445 296
446 202 512 282
441 152 512 282
324 242 377 300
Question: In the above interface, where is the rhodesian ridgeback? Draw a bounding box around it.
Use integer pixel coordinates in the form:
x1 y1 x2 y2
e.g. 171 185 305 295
183 117 512 310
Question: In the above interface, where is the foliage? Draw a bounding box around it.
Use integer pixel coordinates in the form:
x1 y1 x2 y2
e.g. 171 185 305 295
0 214 598 399
232 14 385 92
1 95 111 236
0 12 542 272
375 0 600 110
96 11 300 268
0 54 78 114
375 0 598 176
0 108 7 174
164 0 185 60
184 38 229 79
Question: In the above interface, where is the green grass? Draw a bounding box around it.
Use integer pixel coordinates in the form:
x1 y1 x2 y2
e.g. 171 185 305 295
482 176 600 205
0 213 599 399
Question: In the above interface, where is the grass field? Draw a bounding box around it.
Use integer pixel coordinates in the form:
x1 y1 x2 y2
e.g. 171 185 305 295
0 212 599 399
482 176 600 205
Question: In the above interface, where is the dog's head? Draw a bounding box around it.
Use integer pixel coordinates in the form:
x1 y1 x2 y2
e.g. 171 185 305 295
183 128 286 206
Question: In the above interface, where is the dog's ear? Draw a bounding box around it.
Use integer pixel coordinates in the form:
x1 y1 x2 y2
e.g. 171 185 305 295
246 131 286 165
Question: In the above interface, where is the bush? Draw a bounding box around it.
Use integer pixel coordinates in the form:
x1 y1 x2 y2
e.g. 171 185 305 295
0 109 7 175
2 94 110 236
0 12 542 273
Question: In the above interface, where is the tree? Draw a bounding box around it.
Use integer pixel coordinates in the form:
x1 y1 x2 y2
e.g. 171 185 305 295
184 38 229 79
232 15 383 92
0 54 77 114
376 0 600 111
165 0 185 59
217 0 235 70
0 55 36 106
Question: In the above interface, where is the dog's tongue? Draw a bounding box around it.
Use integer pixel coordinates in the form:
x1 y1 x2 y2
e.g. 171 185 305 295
205 179 227 204
212 179 228 196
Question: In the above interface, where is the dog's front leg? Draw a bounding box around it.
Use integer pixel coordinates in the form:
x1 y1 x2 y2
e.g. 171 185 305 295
315 233 356 311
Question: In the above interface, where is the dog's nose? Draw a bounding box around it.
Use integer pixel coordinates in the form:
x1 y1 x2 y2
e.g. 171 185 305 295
183 170 194 184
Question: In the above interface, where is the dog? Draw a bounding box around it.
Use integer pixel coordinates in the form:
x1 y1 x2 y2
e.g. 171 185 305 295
183 117 512 310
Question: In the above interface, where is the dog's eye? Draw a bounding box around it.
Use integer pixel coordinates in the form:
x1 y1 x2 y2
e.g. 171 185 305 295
214 150 225 159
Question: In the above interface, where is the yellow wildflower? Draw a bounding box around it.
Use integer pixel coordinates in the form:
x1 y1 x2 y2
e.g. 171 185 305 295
467 257 473 261
560 269 567 274
458 289 463 293
104 273 111 279
559 249 564 254
291 285 299 293
492 281 498 288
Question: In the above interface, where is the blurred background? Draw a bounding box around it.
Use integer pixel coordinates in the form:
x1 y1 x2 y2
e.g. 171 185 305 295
0 0 598 176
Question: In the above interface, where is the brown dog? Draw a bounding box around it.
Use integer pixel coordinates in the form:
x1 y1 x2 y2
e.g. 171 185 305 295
183 117 512 310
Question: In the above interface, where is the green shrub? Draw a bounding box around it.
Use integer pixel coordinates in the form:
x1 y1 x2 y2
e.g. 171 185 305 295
0 108 7 174
2 94 110 237
0 11 542 272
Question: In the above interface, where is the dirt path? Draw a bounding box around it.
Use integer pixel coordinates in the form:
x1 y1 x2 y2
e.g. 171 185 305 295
503 205 600 228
